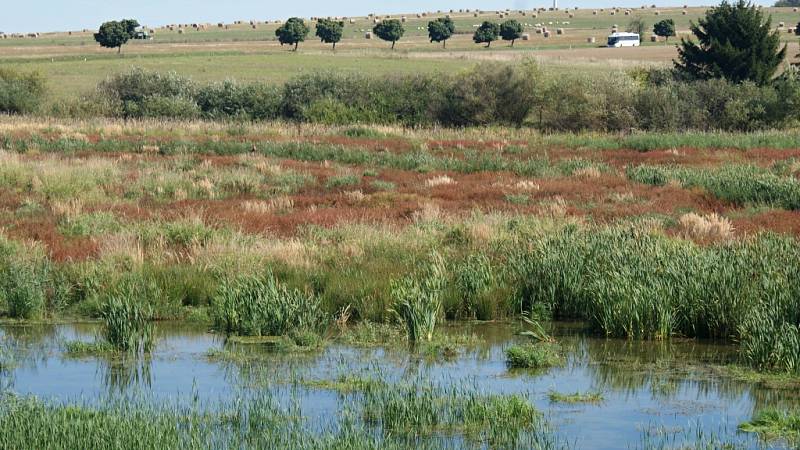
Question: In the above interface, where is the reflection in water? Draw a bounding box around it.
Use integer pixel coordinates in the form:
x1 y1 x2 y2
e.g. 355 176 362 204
0 321 797 449
99 355 153 393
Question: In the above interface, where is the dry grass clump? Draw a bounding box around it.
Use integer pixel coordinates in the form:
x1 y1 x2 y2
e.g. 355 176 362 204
51 198 84 220
241 196 294 214
514 180 541 191
343 190 367 202
425 175 456 188
194 178 216 198
412 202 443 224
678 212 734 241
573 167 602 179
539 196 568 218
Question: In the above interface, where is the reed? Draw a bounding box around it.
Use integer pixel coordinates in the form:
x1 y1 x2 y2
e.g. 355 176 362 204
390 252 447 342
100 282 155 353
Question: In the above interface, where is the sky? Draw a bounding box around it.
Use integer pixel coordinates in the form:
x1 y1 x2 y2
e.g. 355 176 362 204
0 0 769 34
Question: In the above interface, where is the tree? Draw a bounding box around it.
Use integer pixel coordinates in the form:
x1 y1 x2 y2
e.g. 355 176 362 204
653 19 676 41
373 19 405 49
94 19 139 53
276 18 310 51
774 0 800 6
500 20 524 47
473 21 500 47
316 19 344 50
627 17 648 36
428 17 455 48
676 0 786 85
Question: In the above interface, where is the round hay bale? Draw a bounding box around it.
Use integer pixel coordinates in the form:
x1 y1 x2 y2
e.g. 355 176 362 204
178 28 184 34
474 12 479 17
778 22 785 28
522 33 531 40
350 18 356 24
401 16 407 22
543 31 551 37
655 11 660 15
610 11 616 15
365 31 372 39
682 10 687 15
625 10 630 15
587 36 596 43
788 27 795 34
569 13 574 18
593 10 598 15
556 28 564 35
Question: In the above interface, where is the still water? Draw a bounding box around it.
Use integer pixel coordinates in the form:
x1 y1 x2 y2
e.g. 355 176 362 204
0 321 796 449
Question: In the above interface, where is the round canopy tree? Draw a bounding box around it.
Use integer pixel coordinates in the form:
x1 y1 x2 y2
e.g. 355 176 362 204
316 19 344 50
675 0 786 85
428 17 455 48
500 19 524 47
276 18 310 51
653 19 676 41
94 19 139 53
473 21 500 47
373 19 405 49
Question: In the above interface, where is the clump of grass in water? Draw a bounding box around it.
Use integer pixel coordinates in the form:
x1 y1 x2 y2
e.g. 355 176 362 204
211 271 327 338
506 313 562 369
390 252 446 343
360 379 544 447
63 341 115 357
100 288 155 354
506 344 562 369
739 409 800 442
548 391 604 404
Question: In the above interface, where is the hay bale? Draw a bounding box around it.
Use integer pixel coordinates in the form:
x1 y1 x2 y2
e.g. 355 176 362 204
650 35 658 42
654 11 660 15
794 7 799 12
373 18 381 24
401 16 407 22
543 31 551 37
522 33 530 40
789 27 796 34
350 18 356 24
218 23 224 28
569 13 574 18
593 10 598 15
682 10 687 15
178 28 184 34
778 22 785 28
474 12 479 17
556 28 564 35
587 36 596 43
365 31 372 39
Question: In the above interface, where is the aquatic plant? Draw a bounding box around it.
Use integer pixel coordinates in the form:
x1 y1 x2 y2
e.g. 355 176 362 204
739 409 800 442
505 344 562 369
390 252 447 342
100 283 155 353
548 391 604 404
211 272 327 337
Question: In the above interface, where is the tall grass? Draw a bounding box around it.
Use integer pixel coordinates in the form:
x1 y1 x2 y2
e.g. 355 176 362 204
0 239 49 320
627 164 800 210
100 282 155 353
390 252 447 343
511 225 800 371
210 272 326 337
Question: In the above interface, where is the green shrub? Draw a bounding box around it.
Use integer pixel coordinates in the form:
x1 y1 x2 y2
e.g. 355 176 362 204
0 68 46 114
441 61 542 127
96 67 196 118
211 272 327 337
195 80 281 120
1 260 48 320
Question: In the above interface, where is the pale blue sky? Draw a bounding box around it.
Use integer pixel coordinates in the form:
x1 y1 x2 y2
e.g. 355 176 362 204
1 0 762 34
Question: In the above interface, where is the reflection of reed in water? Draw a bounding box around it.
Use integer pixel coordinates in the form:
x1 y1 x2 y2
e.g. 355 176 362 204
578 336 800 412
98 355 152 393
0 324 58 370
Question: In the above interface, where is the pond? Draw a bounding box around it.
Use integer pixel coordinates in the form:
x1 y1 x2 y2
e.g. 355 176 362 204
0 321 796 449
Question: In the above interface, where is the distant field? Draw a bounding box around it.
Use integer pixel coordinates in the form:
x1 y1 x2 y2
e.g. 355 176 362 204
0 6 798 100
